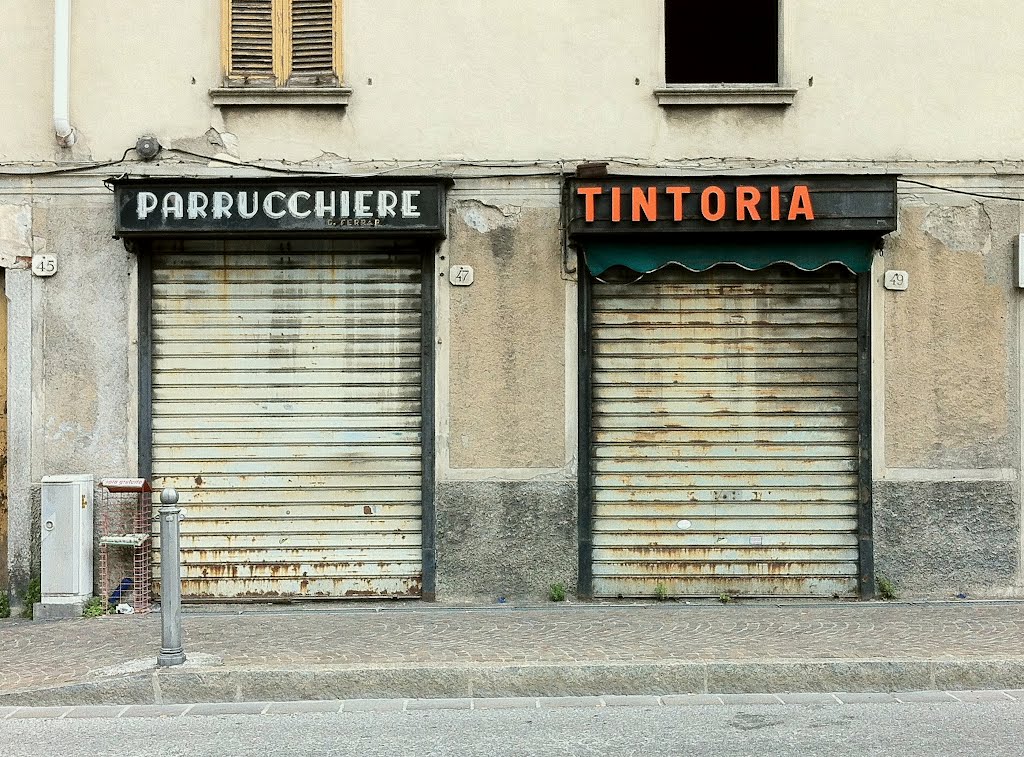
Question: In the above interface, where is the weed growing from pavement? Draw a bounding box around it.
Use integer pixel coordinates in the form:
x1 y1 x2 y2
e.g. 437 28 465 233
876 575 898 600
548 582 567 602
82 596 107 618
18 577 41 619
0 593 9 618
718 593 733 604
654 583 669 601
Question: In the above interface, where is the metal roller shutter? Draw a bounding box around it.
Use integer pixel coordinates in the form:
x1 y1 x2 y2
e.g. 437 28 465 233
150 242 424 600
590 265 860 598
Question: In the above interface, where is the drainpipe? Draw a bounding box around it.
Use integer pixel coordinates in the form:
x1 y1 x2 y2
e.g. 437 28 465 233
53 0 77 147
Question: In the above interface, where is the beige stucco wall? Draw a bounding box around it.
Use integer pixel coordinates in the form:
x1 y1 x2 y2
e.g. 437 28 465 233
3 1 1024 163
883 197 1019 470
444 199 566 470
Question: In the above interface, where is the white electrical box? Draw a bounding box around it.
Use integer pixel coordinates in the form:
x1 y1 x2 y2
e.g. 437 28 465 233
1018 234 1024 289
40 474 94 603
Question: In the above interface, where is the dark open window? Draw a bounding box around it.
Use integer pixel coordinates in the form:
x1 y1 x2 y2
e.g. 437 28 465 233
665 1 779 85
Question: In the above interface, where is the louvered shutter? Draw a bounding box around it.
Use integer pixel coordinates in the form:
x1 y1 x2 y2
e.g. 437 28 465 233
590 265 861 599
289 0 338 84
228 0 276 83
150 243 425 600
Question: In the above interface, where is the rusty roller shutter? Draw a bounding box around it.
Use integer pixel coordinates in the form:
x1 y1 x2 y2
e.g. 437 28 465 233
150 243 423 600
590 265 860 598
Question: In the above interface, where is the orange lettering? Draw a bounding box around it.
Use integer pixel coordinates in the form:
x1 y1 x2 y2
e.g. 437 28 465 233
788 185 815 220
701 186 726 222
632 186 657 222
736 186 762 221
770 186 782 221
577 187 603 223
665 186 691 221
611 186 622 222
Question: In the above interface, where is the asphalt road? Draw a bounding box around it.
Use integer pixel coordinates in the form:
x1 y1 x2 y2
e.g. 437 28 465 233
2 700 1022 756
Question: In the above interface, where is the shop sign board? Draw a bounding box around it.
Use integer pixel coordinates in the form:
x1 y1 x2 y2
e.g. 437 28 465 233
568 175 897 235
112 178 448 237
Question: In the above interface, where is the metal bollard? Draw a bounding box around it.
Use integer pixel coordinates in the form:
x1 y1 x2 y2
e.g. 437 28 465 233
157 487 186 667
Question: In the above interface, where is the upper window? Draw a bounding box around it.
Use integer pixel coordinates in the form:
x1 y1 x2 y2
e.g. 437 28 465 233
657 0 794 106
213 0 349 105
665 0 778 85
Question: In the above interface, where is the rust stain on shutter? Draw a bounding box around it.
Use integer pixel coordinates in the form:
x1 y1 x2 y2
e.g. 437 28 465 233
151 242 423 600
590 265 860 598
0 275 7 590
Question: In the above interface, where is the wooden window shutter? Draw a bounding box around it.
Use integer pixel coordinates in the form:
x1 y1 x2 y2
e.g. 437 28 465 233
225 0 276 84
289 0 339 84
223 0 339 87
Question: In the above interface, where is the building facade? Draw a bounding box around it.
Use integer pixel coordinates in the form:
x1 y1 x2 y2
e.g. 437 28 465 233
2 0 1023 607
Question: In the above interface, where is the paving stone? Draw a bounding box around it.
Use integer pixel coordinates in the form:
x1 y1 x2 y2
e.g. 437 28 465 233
601 695 662 707
776 693 842 705
946 690 1016 703
121 705 192 717
341 699 406 713
265 701 344 715
662 695 724 706
1000 690 1024 701
4 603 1024 704
405 698 473 711
893 691 959 704
187 702 268 716
64 705 126 718
10 706 72 719
472 698 537 710
717 694 784 705
834 692 899 704
536 696 604 709
0 707 20 719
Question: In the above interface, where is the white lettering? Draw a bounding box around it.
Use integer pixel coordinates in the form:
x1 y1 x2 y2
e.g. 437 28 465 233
212 191 233 220
187 192 209 219
136 191 158 220
340 191 351 218
237 191 259 219
377 191 398 218
161 192 184 220
315 191 336 218
288 191 311 219
354 191 373 218
264 191 287 219
402 190 421 218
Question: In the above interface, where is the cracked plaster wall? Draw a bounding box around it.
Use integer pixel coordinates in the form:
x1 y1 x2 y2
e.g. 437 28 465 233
877 197 1022 596
436 197 576 601
446 200 566 469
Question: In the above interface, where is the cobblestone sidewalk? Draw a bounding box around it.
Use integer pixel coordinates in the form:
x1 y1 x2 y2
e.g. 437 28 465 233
2 601 1024 701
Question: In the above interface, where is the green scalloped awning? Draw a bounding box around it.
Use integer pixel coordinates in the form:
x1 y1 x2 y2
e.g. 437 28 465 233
583 239 875 276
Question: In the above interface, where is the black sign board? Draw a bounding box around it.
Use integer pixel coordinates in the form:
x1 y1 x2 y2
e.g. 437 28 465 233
567 175 897 235
112 177 448 237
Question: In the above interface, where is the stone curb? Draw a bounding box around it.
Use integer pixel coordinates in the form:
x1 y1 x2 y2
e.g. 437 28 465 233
0 690 1022 720
3 659 1024 707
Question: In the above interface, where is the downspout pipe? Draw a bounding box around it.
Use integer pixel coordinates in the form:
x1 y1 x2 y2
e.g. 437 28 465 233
53 0 77 147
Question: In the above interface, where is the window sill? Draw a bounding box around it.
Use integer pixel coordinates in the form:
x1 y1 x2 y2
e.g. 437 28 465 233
209 86 353 107
654 85 797 107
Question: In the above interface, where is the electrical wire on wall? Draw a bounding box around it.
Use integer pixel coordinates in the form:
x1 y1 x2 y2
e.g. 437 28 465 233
4 149 1024 204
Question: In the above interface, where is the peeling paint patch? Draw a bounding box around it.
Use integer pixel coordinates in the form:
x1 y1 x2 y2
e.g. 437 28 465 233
922 202 992 254
0 204 32 268
459 200 522 234
206 127 240 158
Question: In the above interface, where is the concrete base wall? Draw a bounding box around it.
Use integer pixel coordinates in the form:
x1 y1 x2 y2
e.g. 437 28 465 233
874 480 1020 597
435 481 577 603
